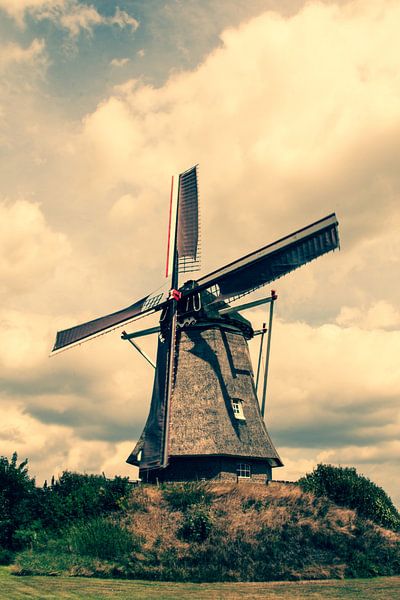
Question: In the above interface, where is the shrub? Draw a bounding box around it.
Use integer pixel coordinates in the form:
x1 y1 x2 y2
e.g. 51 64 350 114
0 547 14 565
241 497 263 512
37 472 132 530
298 464 400 531
177 506 213 543
0 453 37 550
162 481 213 511
0 452 134 554
67 517 141 560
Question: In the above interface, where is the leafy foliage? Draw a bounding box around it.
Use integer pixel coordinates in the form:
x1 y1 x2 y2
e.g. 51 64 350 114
0 453 37 551
298 464 400 531
162 481 213 511
37 471 132 530
67 517 141 560
0 453 132 557
177 506 213 543
0 548 14 566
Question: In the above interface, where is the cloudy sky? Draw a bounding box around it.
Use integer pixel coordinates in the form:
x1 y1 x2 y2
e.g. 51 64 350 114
1 0 399 505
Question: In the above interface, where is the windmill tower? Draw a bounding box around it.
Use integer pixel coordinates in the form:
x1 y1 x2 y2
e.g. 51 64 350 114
52 166 339 484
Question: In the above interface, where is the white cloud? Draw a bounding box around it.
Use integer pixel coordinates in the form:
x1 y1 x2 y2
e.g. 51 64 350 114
255 313 400 422
110 57 130 68
0 200 70 297
337 300 400 330
34 1 139 38
80 0 400 261
318 441 400 465
109 193 137 223
0 401 137 482
109 7 138 31
0 39 45 70
0 0 54 25
0 1 139 36
43 2 103 37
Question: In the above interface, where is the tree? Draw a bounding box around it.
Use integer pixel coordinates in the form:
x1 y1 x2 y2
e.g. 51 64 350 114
0 453 37 550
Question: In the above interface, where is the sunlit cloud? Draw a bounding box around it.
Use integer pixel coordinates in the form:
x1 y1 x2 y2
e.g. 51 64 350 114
110 57 130 68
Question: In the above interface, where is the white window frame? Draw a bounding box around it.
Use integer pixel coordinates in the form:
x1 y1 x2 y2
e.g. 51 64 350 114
237 463 251 479
231 398 245 420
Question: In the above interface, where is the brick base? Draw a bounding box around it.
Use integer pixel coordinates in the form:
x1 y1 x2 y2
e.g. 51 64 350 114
139 455 273 484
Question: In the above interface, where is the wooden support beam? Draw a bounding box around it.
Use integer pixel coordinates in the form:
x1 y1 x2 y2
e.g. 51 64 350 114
218 294 277 316
121 326 160 340
121 331 156 369
255 322 267 395
260 295 276 418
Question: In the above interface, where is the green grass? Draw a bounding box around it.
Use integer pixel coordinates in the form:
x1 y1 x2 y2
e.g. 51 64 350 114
1 568 399 599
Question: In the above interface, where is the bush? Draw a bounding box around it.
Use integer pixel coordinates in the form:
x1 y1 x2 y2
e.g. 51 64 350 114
0 452 134 555
0 548 14 565
36 472 132 530
298 464 400 531
177 506 213 543
162 481 213 511
67 517 141 560
0 453 37 550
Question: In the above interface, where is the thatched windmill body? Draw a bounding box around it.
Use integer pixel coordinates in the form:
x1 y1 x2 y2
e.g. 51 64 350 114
52 166 339 483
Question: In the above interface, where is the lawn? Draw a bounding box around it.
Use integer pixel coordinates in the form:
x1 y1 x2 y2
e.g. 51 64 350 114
0 568 399 600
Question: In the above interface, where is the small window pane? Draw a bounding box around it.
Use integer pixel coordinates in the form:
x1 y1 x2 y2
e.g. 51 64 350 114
237 463 251 478
231 399 245 420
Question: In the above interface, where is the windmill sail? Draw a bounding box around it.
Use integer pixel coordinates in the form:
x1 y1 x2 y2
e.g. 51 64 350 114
166 166 200 278
187 213 339 304
177 165 200 273
52 290 168 353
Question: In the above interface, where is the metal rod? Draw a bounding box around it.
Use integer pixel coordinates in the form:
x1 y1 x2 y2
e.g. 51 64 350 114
255 322 267 396
122 331 156 369
121 326 160 340
218 295 274 315
261 292 277 418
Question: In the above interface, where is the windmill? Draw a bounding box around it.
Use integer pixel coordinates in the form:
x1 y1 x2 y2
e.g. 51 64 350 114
52 166 339 483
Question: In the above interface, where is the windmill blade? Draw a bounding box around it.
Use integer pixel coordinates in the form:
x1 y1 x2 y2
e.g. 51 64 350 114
186 213 339 304
177 165 201 274
166 166 201 279
52 290 168 353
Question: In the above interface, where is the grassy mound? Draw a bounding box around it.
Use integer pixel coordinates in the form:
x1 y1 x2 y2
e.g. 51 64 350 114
13 482 400 582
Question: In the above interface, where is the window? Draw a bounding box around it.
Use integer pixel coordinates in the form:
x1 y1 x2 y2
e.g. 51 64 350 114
237 463 251 478
231 398 245 420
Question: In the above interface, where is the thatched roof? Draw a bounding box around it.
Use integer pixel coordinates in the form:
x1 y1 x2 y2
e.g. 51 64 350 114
167 320 282 465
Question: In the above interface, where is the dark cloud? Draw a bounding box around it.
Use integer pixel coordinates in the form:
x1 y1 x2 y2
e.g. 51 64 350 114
26 405 142 442
272 395 399 448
